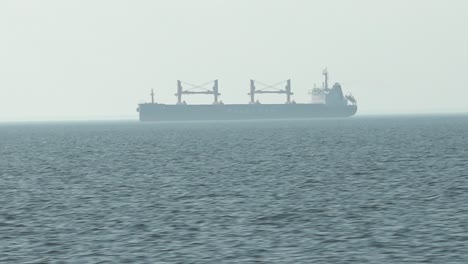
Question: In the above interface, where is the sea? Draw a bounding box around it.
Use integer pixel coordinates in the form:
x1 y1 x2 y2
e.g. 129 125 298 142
0 115 467 263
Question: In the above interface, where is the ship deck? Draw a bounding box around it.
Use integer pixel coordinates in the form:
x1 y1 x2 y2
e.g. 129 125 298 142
138 103 357 122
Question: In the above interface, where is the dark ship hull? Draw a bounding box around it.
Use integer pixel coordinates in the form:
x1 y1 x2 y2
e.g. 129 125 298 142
138 103 357 122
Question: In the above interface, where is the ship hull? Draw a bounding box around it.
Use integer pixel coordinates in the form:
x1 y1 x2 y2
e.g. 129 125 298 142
138 103 357 122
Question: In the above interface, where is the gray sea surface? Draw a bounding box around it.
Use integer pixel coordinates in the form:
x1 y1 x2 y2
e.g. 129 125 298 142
1 115 467 263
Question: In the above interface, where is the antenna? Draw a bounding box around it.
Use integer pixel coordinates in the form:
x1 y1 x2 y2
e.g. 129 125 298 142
150 89 155 104
323 68 329 89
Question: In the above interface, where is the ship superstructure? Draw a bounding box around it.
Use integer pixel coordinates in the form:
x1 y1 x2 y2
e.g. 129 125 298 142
309 69 356 106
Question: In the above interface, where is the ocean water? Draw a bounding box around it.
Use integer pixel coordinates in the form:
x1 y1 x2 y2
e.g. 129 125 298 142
0 115 467 263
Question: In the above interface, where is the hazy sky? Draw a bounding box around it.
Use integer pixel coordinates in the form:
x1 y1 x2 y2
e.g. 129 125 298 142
1 0 467 120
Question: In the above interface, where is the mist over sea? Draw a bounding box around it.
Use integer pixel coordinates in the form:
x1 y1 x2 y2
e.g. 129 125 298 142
1 115 467 263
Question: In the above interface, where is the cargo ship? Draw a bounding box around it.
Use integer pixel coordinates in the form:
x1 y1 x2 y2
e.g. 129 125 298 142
137 70 357 122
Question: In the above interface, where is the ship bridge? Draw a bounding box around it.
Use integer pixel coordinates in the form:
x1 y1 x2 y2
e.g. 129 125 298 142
309 69 357 106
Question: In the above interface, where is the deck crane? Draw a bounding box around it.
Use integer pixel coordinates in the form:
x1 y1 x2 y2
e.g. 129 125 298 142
248 79 293 104
176 80 221 105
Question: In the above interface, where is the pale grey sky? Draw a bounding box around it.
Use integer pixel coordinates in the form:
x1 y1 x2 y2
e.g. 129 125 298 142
0 0 467 121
